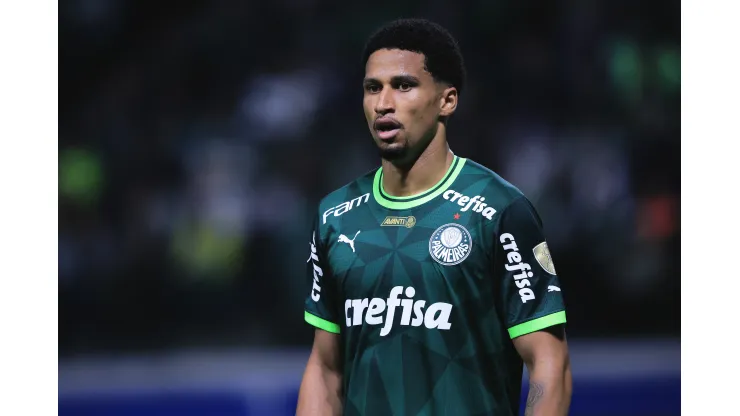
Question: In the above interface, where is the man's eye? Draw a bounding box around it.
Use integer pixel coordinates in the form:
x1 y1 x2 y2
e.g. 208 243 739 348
399 83 411 91
366 85 380 93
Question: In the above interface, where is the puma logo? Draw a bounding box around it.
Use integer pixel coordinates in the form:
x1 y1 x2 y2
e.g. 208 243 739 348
338 230 361 253
548 285 561 292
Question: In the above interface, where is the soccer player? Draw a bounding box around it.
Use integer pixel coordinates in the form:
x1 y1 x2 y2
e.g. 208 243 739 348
297 18 571 416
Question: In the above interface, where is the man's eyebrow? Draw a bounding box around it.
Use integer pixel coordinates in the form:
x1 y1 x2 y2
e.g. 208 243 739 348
390 74 420 84
363 75 421 85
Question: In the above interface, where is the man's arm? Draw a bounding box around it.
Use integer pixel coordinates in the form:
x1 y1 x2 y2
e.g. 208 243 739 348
513 325 572 416
296 329 343 416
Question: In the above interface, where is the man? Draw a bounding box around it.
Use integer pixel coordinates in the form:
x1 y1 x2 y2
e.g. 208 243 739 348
297 18 571 416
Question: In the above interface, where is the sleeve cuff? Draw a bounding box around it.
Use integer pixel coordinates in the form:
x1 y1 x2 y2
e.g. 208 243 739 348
304 311 341 334
508 311 566 339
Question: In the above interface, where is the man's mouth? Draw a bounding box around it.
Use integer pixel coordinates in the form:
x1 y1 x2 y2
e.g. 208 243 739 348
374 118 402 140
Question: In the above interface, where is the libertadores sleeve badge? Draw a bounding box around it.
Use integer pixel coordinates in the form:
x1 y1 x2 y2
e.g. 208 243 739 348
532 241 557 275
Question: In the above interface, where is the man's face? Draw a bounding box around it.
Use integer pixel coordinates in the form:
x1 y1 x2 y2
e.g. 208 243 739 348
363 49 451 162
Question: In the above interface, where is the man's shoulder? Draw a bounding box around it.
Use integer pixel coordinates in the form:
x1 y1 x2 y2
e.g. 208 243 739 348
314 168 378 225
457 157 528 211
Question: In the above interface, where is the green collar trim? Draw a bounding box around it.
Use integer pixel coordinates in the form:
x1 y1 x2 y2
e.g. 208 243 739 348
373 156 466 210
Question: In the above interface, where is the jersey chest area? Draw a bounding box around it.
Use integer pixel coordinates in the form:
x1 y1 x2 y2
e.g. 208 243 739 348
323 208 494 303
323 206 502 339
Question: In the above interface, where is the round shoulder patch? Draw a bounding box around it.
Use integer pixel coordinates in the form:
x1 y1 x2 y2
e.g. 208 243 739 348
533 241 557 275
429 223 473 266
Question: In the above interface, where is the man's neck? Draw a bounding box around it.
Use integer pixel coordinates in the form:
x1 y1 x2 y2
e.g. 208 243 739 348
381 133 454 198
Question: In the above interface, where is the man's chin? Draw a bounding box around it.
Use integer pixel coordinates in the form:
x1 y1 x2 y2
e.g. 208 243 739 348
377 144 409 162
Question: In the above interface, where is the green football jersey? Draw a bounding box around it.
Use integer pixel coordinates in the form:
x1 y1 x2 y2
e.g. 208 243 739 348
304 155 567 416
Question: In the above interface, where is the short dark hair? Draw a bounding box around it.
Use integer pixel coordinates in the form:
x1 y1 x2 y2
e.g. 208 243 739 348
362 18 466 95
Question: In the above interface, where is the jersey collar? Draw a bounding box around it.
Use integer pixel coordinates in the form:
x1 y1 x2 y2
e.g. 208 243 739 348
373 155 467 210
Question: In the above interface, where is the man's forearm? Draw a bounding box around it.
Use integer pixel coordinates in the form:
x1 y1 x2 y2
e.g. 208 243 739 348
523 364 572 416
296 360 343 416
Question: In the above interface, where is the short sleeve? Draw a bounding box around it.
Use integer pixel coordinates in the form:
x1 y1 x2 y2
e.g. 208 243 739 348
304 214 341 334
494 196 567 339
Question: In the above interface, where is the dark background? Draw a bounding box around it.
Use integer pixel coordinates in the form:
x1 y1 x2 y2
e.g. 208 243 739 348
58 1 680 414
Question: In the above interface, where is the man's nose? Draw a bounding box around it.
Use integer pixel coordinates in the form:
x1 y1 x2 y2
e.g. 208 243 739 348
374 89 395 115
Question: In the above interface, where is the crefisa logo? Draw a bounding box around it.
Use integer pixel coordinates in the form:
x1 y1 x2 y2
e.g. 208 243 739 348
429 223 472 266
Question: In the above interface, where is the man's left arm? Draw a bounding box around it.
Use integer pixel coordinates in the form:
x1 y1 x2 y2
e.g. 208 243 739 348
513 325 572 416
493 196 572 415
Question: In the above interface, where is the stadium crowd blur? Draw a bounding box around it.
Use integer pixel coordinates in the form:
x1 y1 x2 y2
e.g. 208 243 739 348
59 0 679 356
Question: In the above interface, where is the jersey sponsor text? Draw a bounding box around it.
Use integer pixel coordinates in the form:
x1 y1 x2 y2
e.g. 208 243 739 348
308 231 324 301
443 190 497 220
500 233 536 303
344 286 452 336
323 193 369 224
381 216 416 228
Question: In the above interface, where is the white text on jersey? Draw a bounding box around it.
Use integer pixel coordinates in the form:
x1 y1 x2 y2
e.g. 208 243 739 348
500 233 536 303
323 193 370 224
308 231 323 302
443 190 496 220
344 286 452 336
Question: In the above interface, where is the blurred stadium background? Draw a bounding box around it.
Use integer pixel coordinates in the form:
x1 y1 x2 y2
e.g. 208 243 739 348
58 0 680 415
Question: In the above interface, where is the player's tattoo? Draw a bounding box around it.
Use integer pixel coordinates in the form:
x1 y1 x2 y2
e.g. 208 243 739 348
524 381 544 416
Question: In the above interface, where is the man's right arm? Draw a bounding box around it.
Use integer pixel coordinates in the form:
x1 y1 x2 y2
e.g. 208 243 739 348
296 329 343 415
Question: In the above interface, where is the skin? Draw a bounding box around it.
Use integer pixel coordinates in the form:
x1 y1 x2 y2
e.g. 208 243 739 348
296 329 343 416
297 47 571 416
514 325 572 416
362 48 458 197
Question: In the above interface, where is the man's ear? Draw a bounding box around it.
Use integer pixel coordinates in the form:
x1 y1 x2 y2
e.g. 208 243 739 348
439 86 458 117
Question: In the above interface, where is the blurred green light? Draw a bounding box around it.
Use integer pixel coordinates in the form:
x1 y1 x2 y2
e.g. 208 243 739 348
610 40 643 103
59 148 103 206
657 48 680 92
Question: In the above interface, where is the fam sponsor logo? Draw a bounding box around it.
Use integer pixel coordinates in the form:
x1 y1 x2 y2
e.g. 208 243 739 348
381 216 416 228
323 193 369 224
429 223 472 266
443 190 496 220
500 233 536 303
345 286 452 336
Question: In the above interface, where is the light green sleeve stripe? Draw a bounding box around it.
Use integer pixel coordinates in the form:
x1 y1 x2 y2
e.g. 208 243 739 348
508 311 566 339
304 311 341 334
